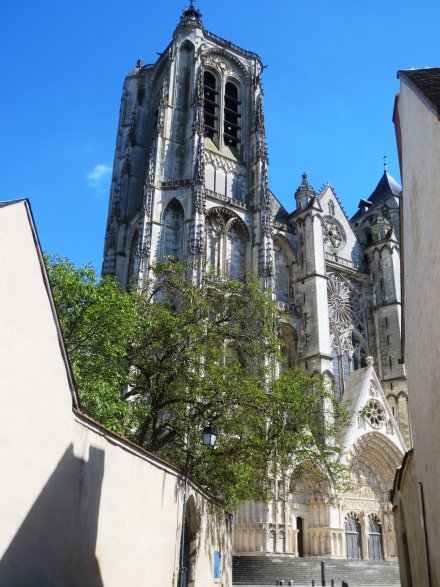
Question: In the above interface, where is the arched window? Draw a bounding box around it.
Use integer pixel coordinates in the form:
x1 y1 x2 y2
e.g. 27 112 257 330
368 515 383 560
224 81 240 148
127 230 138 287
279 323 297 371
274 244 290 303
205 209 249 278
226 222 247 280
162 200 184 259
204 71 218 141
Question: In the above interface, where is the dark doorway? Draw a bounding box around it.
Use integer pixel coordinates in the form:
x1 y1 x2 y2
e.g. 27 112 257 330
297 517 304 557
368 515 383 560
180 525 190 587
345 513 362 559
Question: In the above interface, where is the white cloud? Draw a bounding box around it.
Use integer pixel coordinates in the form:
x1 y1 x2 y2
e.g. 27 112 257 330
86 164 112 193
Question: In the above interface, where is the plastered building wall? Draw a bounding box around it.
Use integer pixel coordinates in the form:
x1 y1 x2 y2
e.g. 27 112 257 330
392 452 430 587
397 77 440 586
0 200 231 587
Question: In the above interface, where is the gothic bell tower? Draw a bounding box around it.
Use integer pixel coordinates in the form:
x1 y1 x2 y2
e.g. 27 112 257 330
102 3 273 289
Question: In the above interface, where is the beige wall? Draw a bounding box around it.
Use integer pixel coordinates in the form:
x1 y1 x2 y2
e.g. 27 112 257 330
397 79 440 586
0 200 231 587
393 451 430 587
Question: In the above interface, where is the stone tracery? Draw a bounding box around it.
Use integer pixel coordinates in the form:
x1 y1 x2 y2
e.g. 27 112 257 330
328 273 367 394
323 217 345 250
205 207 249 278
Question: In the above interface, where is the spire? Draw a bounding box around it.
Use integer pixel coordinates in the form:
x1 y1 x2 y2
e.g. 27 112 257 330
295 172 316 211
368 167 401 204
383 155 388 172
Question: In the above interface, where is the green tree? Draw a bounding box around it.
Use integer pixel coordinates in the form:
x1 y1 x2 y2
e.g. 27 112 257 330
46 255 348 506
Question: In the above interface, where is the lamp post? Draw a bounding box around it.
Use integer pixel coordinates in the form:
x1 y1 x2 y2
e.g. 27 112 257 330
179 424 218 587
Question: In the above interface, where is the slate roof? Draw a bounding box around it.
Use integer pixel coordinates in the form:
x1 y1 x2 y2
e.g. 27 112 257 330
368 170 402 204
398 67 440 116
351 170 401 223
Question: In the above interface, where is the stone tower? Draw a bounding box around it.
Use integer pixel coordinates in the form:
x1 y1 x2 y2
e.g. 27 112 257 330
102 3 272 291
103 4 409 561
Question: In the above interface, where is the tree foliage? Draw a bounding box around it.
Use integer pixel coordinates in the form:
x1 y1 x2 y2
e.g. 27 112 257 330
46 255 348 507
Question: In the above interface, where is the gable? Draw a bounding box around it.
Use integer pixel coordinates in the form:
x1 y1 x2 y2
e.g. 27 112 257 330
319 185 363 265
339 358 406 460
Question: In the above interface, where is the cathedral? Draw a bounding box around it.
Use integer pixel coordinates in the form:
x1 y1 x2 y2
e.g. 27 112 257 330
102 4 409 562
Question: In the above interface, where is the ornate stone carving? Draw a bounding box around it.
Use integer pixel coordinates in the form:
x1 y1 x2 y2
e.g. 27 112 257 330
194 186 205 215
368 383 378 398
143 189 152 218
256 135 268 162
262 213 273 238
258 244 273 277
187 220 204 256
145 149 156 189
323 217 345 250
255 94 265 133
201 47 249 81
205 150 242 175
193 105 204 135
168 42 177 62
195 137 205 185
139 226 151 259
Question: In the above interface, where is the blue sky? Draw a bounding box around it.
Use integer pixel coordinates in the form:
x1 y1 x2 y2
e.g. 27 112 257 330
1 0 439 270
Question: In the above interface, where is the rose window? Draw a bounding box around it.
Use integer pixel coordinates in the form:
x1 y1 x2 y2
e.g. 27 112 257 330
328 275 355 328
324 218 344 250
365 399 386 429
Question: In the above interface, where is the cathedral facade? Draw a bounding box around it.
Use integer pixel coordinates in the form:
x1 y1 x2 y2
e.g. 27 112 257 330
103 5 408 561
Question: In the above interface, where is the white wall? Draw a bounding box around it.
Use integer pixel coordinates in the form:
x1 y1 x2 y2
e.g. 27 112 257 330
399 79 440 586
0 200 231 587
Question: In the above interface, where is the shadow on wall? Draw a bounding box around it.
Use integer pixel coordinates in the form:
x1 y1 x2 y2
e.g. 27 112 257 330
0 444 105 587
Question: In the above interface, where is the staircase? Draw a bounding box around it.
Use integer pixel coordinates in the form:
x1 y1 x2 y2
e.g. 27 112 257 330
232 556 400 587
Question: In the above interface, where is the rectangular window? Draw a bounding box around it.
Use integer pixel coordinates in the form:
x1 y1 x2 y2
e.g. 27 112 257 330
214 550 221 579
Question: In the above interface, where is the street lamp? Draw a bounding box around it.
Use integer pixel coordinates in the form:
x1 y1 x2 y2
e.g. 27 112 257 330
202 424 218 447
179 423 218 587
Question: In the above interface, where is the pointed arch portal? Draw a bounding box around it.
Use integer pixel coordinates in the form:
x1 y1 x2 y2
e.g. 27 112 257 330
349 432 403 494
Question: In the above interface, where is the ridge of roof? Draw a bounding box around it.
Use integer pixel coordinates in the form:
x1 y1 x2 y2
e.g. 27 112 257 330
0 198 28 209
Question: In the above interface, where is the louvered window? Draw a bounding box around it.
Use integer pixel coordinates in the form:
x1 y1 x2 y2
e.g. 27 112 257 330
204 71 218 140
224 81 240 147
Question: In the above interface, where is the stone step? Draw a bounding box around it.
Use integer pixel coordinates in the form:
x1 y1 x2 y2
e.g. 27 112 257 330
232 556 400 587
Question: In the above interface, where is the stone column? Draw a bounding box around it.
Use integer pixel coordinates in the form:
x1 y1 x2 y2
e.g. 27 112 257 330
360 512 369 560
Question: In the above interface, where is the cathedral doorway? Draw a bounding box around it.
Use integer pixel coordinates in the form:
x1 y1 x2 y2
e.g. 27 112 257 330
345 513 362 559
297 517 304 557
368 515 383 560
